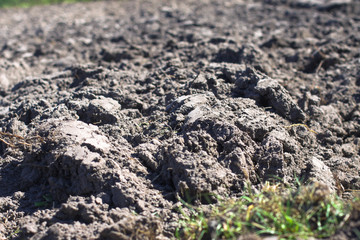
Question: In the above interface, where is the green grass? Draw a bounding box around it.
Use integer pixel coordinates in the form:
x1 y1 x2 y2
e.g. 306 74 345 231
34 193 53 208
176 181 358 240
0 0 94 8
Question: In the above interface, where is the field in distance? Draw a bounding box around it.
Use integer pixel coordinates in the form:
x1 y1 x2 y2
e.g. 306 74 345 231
0 0 94 8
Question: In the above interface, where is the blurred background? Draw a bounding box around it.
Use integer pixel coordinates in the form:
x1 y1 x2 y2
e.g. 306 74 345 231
0 0 97 8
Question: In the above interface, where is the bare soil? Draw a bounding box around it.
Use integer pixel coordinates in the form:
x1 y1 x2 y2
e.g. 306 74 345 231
0 0 359 239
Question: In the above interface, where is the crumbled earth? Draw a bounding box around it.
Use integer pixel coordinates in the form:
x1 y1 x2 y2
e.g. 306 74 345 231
0 0 359 239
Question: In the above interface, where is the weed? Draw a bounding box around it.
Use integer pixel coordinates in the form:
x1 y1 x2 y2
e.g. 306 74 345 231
7 227 21 239
176 181 355 239
1 214 21 240
175 198 209 240
34 194 53 208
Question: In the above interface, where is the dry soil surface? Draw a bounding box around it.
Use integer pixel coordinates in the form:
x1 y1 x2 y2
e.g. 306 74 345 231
0 0 360 239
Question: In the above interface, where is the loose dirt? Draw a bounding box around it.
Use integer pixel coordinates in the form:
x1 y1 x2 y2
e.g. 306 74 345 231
0 0 359 239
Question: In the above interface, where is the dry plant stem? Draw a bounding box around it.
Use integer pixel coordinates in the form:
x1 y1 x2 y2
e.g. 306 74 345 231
0 138 15 148
285 124 318 134
0 131 42 148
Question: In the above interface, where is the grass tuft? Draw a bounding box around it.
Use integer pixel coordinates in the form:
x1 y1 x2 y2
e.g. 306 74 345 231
176 181 357 239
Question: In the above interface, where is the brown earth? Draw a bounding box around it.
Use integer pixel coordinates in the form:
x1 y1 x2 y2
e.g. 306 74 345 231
0 0 360 239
